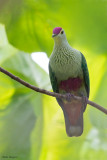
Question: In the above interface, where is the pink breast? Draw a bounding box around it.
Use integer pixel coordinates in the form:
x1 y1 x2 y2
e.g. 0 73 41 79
59 77 82 92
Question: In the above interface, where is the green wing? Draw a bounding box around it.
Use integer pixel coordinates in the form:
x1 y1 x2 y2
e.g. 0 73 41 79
49 62 64 108
49 62 59 93
81 53 90 98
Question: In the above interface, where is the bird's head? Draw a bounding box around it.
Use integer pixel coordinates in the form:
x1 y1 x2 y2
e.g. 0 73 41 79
52 27 67 44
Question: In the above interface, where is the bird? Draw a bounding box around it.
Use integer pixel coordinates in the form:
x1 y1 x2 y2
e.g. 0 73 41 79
49 27 90 137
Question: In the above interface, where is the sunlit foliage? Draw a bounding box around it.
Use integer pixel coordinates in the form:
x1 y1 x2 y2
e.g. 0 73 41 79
0 0 107 159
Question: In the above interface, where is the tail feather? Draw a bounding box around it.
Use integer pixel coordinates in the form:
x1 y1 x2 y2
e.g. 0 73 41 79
57 98 83 137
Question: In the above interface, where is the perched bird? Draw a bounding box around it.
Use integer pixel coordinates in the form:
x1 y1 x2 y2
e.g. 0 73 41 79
49 27 90 137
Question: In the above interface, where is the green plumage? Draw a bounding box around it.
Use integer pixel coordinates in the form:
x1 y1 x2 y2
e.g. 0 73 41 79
81 52 90 97
49 27 90 137
49 64 59 93
49 52 90 98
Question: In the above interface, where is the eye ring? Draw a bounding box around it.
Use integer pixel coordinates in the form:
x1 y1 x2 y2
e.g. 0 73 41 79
61 30 64 34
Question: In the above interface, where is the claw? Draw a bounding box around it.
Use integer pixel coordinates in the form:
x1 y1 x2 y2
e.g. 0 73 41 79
66 93 74 102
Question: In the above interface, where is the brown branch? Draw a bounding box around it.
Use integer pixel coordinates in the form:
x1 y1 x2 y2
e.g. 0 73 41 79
0 67 107 115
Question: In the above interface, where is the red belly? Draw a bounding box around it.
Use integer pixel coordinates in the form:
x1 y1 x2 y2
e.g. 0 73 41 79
59 77 82 92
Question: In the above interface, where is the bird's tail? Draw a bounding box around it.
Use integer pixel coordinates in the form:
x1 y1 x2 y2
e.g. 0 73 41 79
59 99 84 137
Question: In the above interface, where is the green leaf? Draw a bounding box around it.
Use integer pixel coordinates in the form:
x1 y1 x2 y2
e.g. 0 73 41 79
0 25 50 160
80 128 107 160
89 59 107 129
0 0 107 158
0 0 106 55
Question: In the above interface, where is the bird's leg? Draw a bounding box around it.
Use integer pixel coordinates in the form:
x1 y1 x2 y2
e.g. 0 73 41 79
80 93 88 111
65 93 74 102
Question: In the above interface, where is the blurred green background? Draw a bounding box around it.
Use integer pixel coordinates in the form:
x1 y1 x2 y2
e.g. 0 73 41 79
0 0 107 160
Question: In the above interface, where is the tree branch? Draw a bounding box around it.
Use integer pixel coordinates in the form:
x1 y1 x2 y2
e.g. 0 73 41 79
0 67 107 115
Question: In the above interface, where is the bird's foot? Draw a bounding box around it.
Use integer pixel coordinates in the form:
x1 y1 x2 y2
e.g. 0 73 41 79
66 93 74 102
81 94 88 111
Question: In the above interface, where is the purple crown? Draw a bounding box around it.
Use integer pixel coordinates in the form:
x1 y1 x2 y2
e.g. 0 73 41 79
53 27 62 35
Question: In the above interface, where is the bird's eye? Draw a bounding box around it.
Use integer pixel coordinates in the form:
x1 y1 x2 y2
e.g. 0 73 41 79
61 30 64 34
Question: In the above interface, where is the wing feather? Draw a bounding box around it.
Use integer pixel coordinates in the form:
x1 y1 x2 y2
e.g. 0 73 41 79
49 62 59 93
81 53 90 98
